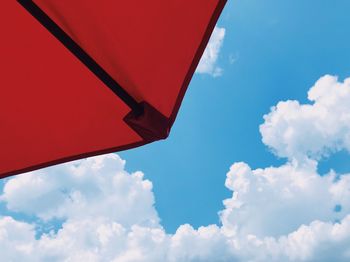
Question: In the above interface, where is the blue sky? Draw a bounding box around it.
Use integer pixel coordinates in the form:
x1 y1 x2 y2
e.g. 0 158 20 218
2 0 350 261
120 0 350 232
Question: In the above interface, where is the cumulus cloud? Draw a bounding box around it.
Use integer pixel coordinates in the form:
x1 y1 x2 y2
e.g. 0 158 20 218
1 75 350 261
260 75 350 161
0 217 36 261
1 155 159 228
0 156 233 262
222 160 339 238
196 26 226 77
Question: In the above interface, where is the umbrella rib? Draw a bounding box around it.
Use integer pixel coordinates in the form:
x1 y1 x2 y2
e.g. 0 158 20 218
17 0 144 116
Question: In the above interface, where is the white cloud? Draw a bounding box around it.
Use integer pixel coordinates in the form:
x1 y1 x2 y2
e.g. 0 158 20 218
260 75 350 161
1 75 350 261
234 215 350 262
1 155 159 228
196 26 226 77
0 217 36 261
221 160 337 238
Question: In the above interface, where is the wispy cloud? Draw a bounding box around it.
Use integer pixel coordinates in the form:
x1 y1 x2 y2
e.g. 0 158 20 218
1 75 350 261
196 26 226 77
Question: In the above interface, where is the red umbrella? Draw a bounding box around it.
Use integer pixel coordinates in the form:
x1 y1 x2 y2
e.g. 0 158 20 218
0 0 226 178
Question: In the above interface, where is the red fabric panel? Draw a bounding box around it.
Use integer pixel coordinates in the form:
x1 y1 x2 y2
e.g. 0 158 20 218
0 0 226 178
33 0 226 121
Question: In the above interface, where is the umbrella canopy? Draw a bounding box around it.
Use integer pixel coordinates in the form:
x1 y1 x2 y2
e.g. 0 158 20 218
0 0 226 178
